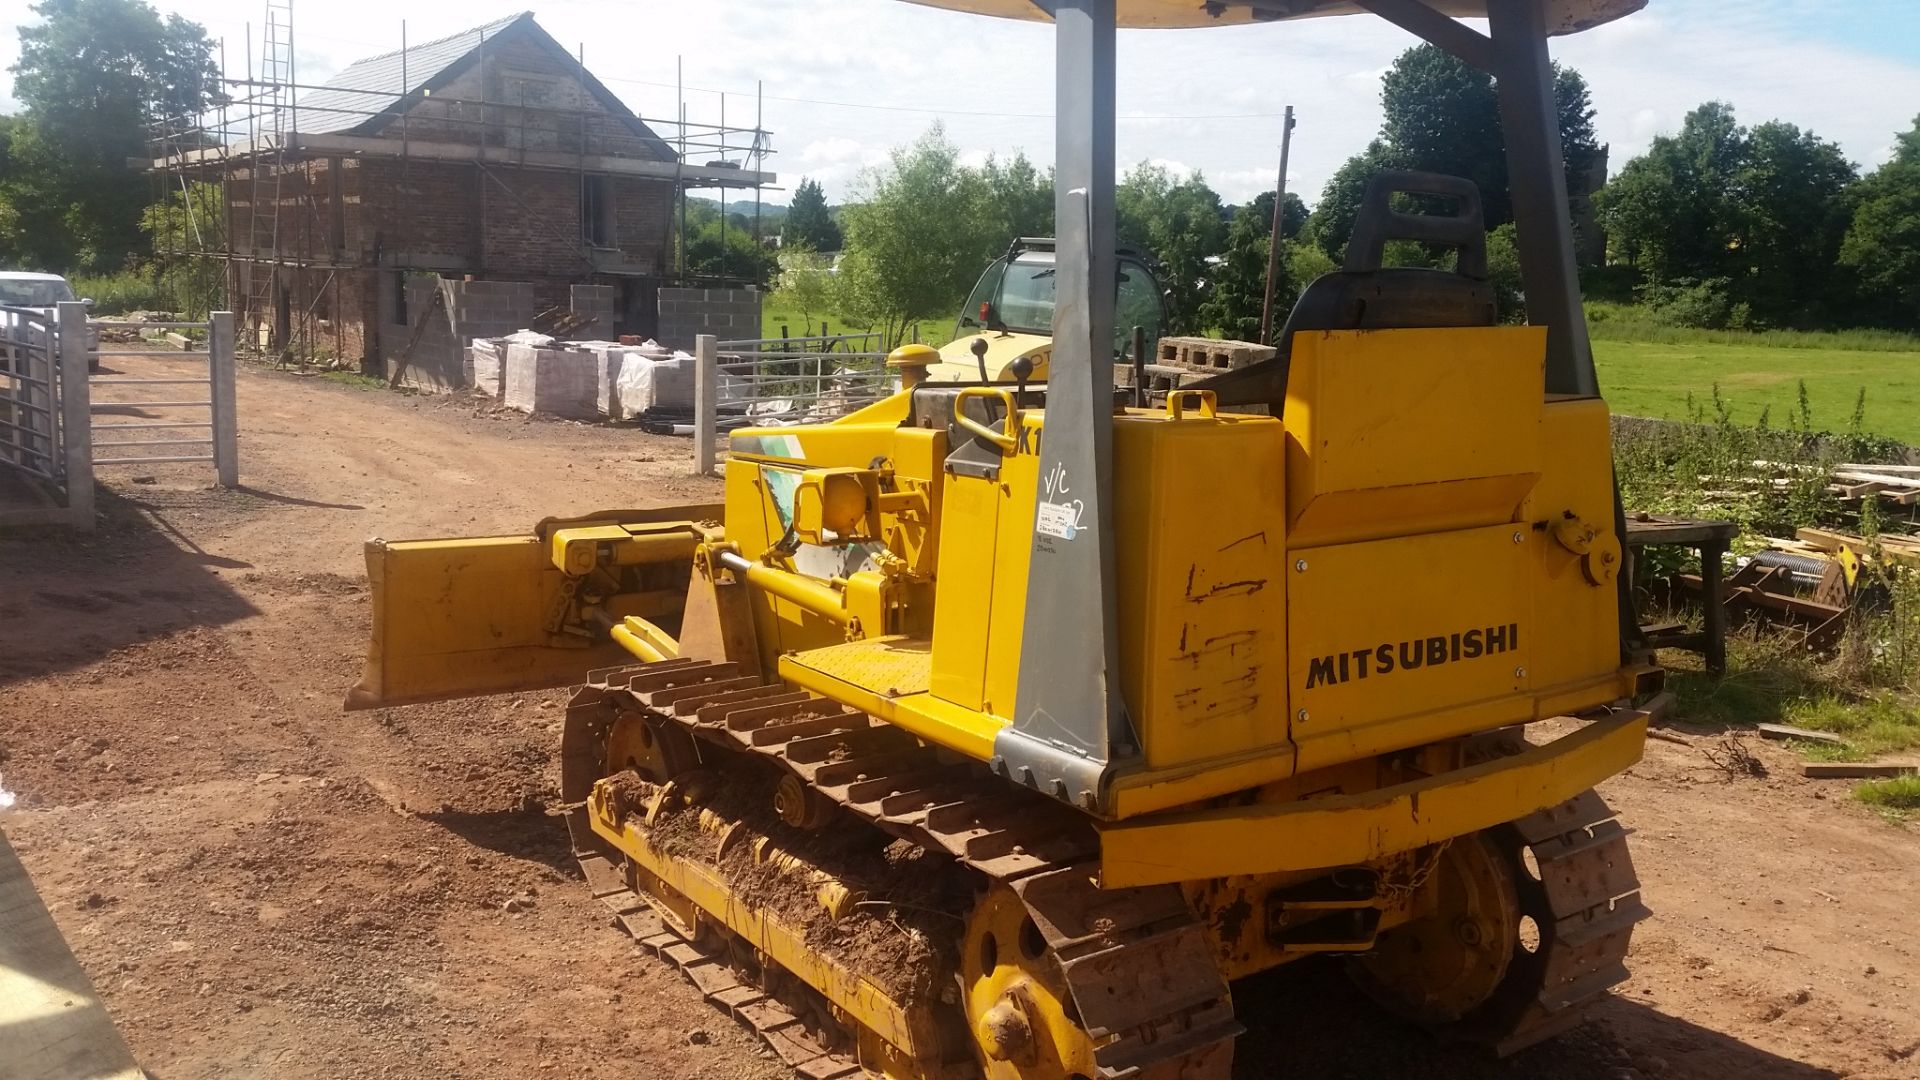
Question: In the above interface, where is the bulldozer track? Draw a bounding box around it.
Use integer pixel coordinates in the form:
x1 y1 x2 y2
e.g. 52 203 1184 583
561 657 1638 1076
1480 788 1649 1056
562 658 1237 1079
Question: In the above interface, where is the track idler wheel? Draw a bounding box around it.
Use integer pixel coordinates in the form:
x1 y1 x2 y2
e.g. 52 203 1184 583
1348 832 1519 1024
1350 788 1646 1054
606 710 697 785
961 885 1098 1079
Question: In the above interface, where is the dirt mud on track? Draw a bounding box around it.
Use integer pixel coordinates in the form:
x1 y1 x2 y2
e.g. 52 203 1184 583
1 356 1915 1078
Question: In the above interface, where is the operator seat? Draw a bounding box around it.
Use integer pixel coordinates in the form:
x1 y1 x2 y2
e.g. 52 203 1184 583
1195 170 1496 407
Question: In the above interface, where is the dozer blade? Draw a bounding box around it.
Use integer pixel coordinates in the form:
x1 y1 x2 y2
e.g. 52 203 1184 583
345 506 717 710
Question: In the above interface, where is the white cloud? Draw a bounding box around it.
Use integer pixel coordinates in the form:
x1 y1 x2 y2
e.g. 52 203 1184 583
0 0 1913 209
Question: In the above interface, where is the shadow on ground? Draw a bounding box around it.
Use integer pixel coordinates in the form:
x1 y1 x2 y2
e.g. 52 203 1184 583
0 484 259 687
1229 957 1834 1080
420 806 576 873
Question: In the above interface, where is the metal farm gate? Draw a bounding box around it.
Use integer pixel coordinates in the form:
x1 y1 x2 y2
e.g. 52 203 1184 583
0 302 93 528
88 312 239 488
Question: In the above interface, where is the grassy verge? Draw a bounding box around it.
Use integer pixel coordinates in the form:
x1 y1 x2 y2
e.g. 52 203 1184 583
1853 775 1920 817
1663 633 1920 769
319 370 387 392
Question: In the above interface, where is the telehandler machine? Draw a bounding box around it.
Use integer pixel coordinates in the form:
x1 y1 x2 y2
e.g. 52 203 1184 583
350 1 1660 1076
923 237 1168 384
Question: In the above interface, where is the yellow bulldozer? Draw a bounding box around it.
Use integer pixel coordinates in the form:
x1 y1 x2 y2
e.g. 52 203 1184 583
348 1 1661 1076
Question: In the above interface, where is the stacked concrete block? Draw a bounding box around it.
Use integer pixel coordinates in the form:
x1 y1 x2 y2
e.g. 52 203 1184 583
1155 335 1276 374
656 287 762 350
576 343 628 418
503 344 598 419
470 339 505 396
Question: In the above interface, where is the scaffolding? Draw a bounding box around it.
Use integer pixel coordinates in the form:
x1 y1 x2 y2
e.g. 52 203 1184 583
146 4 776 365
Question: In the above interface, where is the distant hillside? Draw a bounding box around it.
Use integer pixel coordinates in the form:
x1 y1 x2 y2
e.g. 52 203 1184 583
688 196 793 223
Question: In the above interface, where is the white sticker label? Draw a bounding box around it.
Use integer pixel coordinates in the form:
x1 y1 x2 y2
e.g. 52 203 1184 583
1035 500 1082 540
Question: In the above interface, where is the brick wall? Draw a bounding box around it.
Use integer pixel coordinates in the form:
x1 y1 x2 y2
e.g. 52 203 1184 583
355 159 482 269
657 287 763 350
328 159 672 282
610 178 674 270
393 33 671 162
477 168 592 278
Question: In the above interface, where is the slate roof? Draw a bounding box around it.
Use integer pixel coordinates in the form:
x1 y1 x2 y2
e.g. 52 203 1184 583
289 12 673 159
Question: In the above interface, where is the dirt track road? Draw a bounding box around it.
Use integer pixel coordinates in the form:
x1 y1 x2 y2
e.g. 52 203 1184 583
2 355 1916 1079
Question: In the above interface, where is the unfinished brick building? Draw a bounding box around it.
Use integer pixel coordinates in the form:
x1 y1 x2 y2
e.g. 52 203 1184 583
151 12 771 385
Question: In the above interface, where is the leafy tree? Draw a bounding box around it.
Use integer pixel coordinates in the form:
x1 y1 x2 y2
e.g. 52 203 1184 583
1733 121 1855 325
139 178 224 314
5 0 222 269
1306 45 1599 260
1380 43 1507 224
979 152 1053 249
1599 102 1747 283
0 117 24 264
1485 222 1525 321
1288 242 1337 289
1601 103 1860 327
1197 206 1272 342
682 201 778 283
770 247 840 335
1555 67 1602 193
1115 162 1225 334
1196 190 1309 343
781 178 841 252
1306 139 1400 259
835 126 1000 347
1839 116 1920 328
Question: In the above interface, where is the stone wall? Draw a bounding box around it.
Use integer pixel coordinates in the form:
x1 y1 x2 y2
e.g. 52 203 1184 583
656 287 762 350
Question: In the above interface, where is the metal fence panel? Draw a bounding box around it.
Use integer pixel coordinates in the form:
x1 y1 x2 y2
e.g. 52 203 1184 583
694 334 898 465
87 312 238 488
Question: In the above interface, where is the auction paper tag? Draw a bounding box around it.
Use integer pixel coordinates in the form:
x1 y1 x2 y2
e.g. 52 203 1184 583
1035 500 1080 540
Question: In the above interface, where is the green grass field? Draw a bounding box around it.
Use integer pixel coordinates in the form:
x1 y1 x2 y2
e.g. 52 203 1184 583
760 303 952 350
1594 339 1920 445
759 292 1920 445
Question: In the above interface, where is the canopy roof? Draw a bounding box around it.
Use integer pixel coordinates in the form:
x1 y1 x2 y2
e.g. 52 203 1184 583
901 0 1642 34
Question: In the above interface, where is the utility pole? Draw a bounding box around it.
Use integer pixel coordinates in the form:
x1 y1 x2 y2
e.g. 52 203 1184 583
1259 105 1297 344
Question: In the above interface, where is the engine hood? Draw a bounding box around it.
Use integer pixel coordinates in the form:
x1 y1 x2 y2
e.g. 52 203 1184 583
925 332 1054 383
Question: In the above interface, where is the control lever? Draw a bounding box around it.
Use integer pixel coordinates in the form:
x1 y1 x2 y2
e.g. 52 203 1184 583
1009 354 1034 402
970 336 990 382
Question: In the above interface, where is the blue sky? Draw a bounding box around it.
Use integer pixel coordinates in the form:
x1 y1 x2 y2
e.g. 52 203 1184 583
1 0 1916 206
1782 0 1920 65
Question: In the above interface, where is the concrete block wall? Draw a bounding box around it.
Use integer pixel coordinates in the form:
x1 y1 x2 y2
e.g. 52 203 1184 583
388 278 543 391
570 284 619 337
388 278 639 391
657 287 763 350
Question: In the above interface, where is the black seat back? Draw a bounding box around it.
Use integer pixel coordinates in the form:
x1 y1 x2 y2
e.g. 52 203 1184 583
1198 171 1496 407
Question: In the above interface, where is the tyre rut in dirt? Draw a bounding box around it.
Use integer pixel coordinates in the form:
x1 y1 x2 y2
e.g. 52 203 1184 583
561 659 1240 1079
